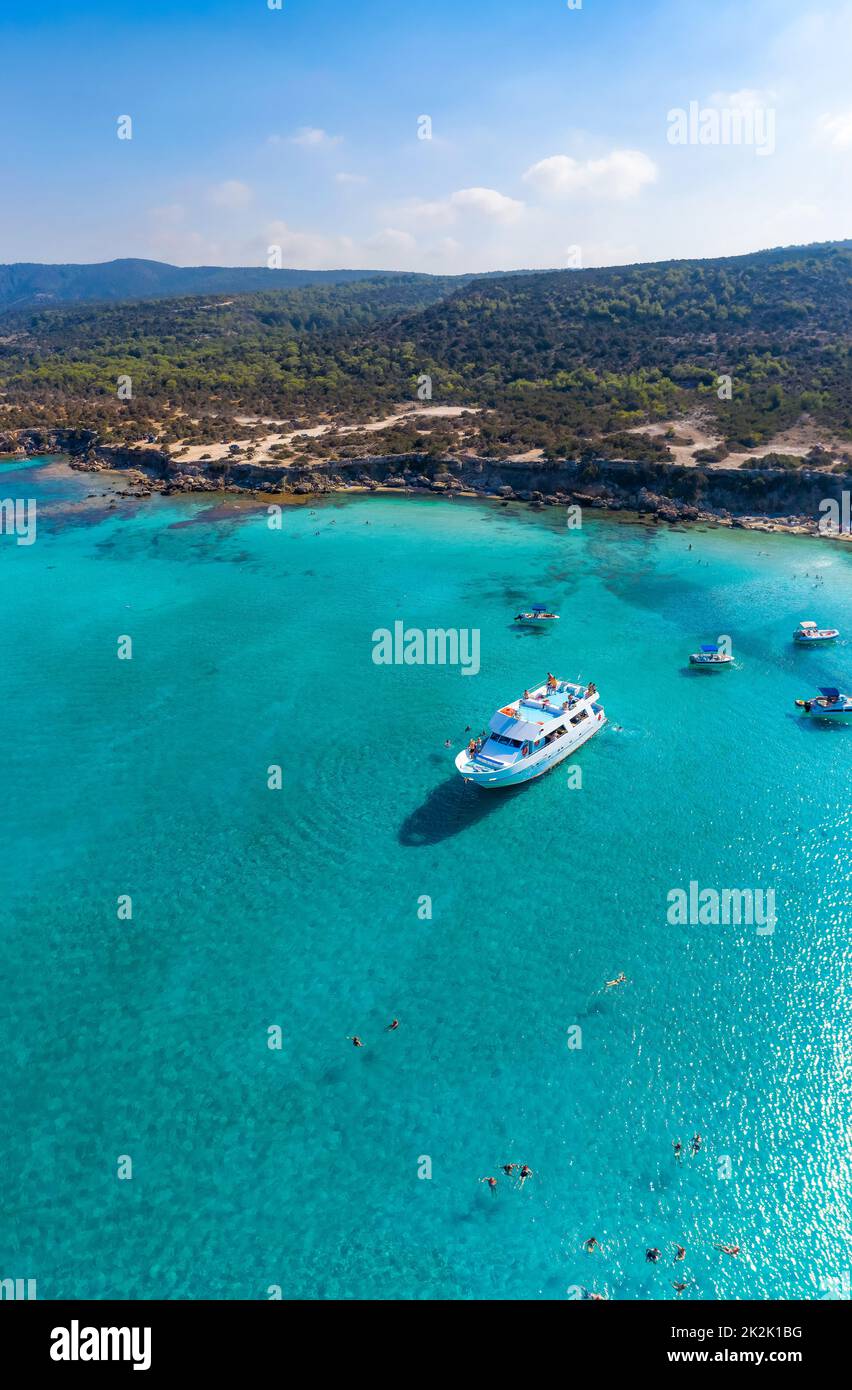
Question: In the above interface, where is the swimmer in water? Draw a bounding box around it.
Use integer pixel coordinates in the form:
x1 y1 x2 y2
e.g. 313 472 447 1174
672 1281 689 1296
386 1019 399 1031
646 1248 661 1263
714 1243 740 1257
605 972 628 989
673 1244 686 1262
673 1140 683 1160
518 1164 533 1187
691 1133 702 1156
501 1163 519 1176
480 1176 498 1193
347 1036 363 1047
584 1237 601 1253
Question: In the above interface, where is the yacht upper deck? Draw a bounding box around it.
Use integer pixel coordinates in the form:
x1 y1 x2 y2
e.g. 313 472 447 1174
489 678 597 740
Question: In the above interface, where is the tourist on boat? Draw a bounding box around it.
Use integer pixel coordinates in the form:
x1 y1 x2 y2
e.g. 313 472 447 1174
523 689 530 700
546 673 557 691
468 739 478 757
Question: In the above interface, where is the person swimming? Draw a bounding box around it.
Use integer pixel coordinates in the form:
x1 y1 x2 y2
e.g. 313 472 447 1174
646 1248 661 1263
501 1163 519 1176
584 1237 600 1253
715 1243 740 1257
605 972 628 989
347 1036 363 1047
480 1176 498 1192
673 1140 683 1160
386 1019 399 1031
691 1133 702 1155
672 1281 689 1296
673 1244 686 1262
518 1164 533 1186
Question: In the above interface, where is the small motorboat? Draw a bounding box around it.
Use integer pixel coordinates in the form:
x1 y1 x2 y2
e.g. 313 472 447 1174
689 643 733 668
515 604 559 625
793 620 839 645
795 687 852 718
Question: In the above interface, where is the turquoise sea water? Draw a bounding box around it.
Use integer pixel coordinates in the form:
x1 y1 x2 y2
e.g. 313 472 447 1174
2 456 850 1301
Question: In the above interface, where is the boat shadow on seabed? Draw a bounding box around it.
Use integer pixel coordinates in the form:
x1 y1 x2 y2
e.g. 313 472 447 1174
398 775 525 846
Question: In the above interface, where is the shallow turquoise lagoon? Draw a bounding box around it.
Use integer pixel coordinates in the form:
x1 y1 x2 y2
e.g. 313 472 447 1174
1 458 850 1300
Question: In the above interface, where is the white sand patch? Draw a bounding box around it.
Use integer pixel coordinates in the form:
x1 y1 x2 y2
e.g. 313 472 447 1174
626 415 847 469
169 404 480 463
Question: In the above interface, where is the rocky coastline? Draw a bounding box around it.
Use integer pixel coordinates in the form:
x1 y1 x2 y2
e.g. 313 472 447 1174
2 426 850 537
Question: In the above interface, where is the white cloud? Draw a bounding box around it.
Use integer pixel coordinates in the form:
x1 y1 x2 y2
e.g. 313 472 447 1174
208 180 253 209
523 149 658 200
365 227 417 252
448 187 524 221
816 110 852 148
336 172 367 185
289 127 342 149
395 186 524 228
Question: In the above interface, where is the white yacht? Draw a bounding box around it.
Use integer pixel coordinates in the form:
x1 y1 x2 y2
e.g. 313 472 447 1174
455 676 606 788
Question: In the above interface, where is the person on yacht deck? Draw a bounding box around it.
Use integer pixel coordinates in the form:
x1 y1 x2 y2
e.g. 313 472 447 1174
546 673 558 691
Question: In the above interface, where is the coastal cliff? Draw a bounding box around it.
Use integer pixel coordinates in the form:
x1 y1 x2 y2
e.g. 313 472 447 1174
2 428 848 531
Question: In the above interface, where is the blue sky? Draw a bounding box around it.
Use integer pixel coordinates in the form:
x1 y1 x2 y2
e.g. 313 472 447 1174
3 0 852 270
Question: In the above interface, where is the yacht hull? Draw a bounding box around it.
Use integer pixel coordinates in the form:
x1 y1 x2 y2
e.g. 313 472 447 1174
455 712 605 788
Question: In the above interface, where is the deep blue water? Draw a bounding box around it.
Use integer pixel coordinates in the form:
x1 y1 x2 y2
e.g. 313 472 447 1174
1 457 850 1300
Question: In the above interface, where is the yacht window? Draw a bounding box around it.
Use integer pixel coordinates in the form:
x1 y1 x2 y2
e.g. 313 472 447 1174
570 709 589 725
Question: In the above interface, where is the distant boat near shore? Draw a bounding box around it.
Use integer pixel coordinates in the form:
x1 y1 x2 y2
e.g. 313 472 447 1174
795 687 852 718
514 604 559 626
689 643 733 669
793 620 839 645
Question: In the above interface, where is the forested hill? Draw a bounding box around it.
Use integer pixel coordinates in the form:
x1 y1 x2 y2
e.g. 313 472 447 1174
379 240 852 453
1 240 851 462
0 259 426 313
